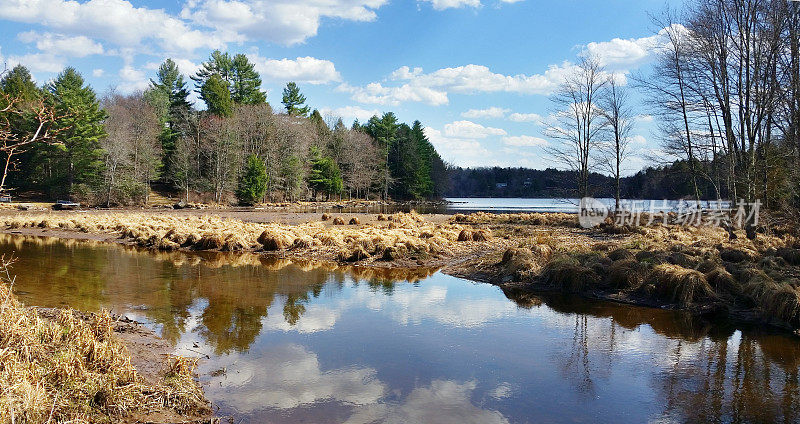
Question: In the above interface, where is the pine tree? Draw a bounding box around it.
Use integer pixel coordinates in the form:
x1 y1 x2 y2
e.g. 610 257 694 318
192 51 265 106
148 59 192 179
192 50 234 86
281 82 309 117
1 65 40 102
309 147 342 200
366 112 399 199
46 67 107 198
237 154 268 205
0 65 42 146
409 121 434 199
200 74 233 117
231 54 266 105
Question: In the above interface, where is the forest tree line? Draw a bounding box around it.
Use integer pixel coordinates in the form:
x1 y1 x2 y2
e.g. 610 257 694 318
446 160 721 200
0 51 447 205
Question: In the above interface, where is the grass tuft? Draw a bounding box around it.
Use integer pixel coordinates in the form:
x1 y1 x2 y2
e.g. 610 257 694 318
651 264 715 307
0 260 208 423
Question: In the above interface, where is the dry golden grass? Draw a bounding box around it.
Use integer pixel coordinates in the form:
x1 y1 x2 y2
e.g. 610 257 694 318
0 261 207 423
0 211 495 266
650 264 716 307
539 256 599 294
451 211 577 227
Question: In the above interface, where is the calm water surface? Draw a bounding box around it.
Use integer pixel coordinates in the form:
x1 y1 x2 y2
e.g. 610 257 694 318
3 234 800 423
297 197 729 214
443 198 731 214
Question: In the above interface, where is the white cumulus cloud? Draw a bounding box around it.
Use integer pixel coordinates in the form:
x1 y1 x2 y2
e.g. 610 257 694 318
507 112 544 124
0 0 227 54
502 135 548 147
18 31 104 57
337 82 449 106
424 126 497 167
461 107 509 119
181 0 389 46
253 55 341 85
444 120 506 139
320 106 381 123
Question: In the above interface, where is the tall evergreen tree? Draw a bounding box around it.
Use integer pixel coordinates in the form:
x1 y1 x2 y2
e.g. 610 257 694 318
200 75 233 117
192 51 265 105
366 112 399 199
408 121 434 199
46 67 107 198
0 65 40 102
231 54 266 105
281 82 309 116
0 65 55 192
192 50 234 86
147 59 192 180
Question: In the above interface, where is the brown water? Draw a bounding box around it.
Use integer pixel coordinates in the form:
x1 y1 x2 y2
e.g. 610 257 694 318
3 233 800 423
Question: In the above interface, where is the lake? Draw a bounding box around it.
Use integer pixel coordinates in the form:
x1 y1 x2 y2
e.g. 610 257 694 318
311 198 731 215
444 198 731 214
3 233 799 423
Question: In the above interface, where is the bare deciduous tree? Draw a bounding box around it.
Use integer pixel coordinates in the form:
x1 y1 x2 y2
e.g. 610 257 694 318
102 92 162 205
545 57 608 198
599 77 634 212
341 129 381 199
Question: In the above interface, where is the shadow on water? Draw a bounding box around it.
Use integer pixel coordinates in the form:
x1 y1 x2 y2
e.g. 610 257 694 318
3 233 800 423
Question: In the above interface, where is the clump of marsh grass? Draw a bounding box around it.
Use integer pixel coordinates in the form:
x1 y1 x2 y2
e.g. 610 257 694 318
450 211 577 227
720 248 754 263
471 229 492 241
605 259 649 291
705 267 742 298
539 257 599 294
498 246 551 281
258 229 294 251
0 259 208 423
777 247 800 265
650 264 716 307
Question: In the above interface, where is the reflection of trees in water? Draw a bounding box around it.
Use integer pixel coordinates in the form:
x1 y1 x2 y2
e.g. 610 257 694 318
562 315 594 396
0 234 111 311
503 288 800 422
0 234 434 354
653 332 800 422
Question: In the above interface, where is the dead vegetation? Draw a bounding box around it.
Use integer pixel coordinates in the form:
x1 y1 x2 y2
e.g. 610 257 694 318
0 260 209 423
0 211 504 268
473 215 800 330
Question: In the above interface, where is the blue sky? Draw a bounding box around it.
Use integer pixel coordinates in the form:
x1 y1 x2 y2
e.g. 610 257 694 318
0 0 681 171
